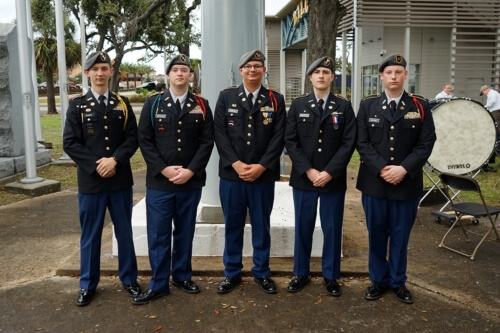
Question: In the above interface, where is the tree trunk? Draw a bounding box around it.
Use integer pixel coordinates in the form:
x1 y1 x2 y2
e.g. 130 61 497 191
192 66 199 94
305 0 346 93
178 45 189 57
111 55 123 93
45 70 57 115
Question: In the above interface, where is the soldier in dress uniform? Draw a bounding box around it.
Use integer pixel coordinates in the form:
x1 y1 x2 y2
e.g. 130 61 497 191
284 56 356 296
356 54 436 304
133 54 214 305
63 51 141 306
214 49 286 294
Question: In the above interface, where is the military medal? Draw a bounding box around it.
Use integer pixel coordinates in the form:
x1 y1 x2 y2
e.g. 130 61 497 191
332 114 340 130
263 112 269 125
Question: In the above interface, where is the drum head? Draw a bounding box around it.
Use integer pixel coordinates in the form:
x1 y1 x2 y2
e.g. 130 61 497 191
427 98 496 174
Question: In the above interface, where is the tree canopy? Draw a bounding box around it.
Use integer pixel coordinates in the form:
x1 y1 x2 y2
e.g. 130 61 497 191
65 0 201 91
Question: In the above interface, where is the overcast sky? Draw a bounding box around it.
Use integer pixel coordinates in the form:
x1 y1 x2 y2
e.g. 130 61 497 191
0 0 289 73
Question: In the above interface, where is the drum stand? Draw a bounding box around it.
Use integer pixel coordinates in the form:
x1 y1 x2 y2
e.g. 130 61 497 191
420 163 481 225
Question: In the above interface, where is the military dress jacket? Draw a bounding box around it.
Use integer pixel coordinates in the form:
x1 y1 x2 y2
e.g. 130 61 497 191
138 90 214 192
214 84 286 183
63 90 138 194
285 92 356 193
355 91 437 200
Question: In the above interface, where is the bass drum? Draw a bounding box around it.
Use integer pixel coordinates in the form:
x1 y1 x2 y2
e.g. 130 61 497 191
427 98 497 175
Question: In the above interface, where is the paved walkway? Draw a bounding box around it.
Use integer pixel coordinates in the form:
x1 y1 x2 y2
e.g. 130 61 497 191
1 168 499 332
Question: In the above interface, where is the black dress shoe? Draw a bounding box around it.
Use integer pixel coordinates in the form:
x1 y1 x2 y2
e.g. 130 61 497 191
123 282 142 297
483 165 497 173
172 280 200 294
393 286 414 304
286 275 311 293
76 289 96 307
323 278 341 297
254 276 277 294
217 276 242 294
364 283 389 300
132 289 168 305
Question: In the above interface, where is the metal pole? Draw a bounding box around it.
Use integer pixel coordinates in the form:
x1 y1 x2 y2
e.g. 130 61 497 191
80 6 88 93
164 48 167 83
201 0 265 206
25 0 44 145
15 0 43 183
341 31 347 97
55 0 71 160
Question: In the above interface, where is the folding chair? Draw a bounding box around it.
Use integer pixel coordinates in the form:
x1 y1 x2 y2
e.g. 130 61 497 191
438 172 500 260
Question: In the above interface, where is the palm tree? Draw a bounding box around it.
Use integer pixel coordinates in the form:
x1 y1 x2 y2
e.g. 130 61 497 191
118 62 134 90
34 37 58 114
32 0 80 114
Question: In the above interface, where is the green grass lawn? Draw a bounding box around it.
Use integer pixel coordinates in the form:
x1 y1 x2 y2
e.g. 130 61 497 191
0 113 499 207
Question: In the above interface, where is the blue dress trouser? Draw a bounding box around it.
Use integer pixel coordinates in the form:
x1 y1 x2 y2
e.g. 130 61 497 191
145 187 201 293
219 178 274 278
362 194 419 288
78 187 137 290
292 188 345 279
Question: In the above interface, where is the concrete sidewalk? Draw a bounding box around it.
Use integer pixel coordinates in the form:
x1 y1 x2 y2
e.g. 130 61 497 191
1 167 499 332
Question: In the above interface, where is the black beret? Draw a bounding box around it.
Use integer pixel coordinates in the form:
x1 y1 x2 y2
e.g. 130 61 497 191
306 56 334 76
166 54 192 74
378 53 407 72
239 49 266 68
84 51 111 70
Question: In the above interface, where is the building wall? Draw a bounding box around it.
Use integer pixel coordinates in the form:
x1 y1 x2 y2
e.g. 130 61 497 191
284 50 302 103
265 20 282 92
359 27 456 100
420 28 452 99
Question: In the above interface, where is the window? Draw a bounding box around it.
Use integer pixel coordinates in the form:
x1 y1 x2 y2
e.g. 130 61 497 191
361 64 420 96
408 64 420 94
361 65 380 97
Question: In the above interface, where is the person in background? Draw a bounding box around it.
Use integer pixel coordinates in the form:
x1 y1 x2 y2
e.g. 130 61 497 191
63 51 141 306
356 53 436 305
435 83 453 99
214 49 286 295
479 85 500 172
284 56 356 296
133 54 214 305
155 83 167 93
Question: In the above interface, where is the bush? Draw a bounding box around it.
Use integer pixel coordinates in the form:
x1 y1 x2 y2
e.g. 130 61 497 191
127 94 147 103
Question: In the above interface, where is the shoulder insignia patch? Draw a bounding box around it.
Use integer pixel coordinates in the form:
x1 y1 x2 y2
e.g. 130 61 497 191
268 88 282 95
194 94 207 100
70 94 85 100
362 94 380 100
334 94 349 101
222 85 239 91
410 93 427 101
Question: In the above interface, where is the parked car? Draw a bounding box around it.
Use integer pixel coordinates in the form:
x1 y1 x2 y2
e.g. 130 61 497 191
135 82 156 93
68 82 80 90
119 82 127 89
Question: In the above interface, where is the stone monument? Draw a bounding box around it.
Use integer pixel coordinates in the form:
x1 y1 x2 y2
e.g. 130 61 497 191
0 23 51 180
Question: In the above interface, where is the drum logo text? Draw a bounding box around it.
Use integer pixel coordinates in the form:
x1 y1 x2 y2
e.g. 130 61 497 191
447 163 471 170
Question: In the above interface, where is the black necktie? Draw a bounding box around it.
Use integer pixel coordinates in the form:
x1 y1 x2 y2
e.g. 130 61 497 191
98 95 106 112
176 99 182 114
247 93 254 110
318 99 324 114
389 100 396 117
